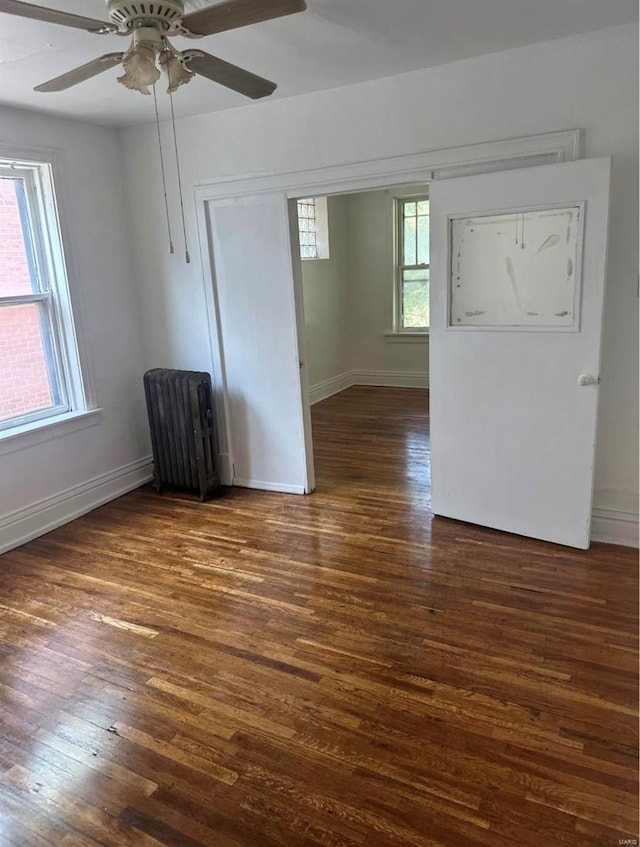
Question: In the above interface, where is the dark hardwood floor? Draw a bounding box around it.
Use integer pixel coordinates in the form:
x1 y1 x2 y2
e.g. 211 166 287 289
0 386 637 846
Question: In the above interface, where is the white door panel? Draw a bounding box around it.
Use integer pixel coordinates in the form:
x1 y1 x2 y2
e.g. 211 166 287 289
207 193 308 494
430 158 611 548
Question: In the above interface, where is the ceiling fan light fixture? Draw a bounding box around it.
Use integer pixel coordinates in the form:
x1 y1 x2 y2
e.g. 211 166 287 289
159 51 195 94
12 0 305 99
117 38 161 95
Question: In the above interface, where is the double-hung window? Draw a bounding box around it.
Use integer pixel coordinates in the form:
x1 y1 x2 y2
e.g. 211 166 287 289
0 159 85 433
396 197 430 332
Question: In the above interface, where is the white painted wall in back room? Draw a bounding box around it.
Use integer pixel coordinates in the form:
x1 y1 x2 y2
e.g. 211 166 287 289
121 24 638 542
0 106 151 554
346 190 429 381
301 195 350 393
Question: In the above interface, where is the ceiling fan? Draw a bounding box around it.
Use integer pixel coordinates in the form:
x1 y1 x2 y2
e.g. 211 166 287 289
0 0 307 98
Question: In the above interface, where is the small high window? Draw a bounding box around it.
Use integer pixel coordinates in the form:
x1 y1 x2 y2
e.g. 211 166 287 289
396 197 430 331
297 196 330 261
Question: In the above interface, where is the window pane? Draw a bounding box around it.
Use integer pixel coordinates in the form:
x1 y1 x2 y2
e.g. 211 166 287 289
403 201 416 217
0 177 40 296
417 213 430 265
0 303 62 424
403 215 416 266
297 197 317 259
417 200 429 216
402 269 429 329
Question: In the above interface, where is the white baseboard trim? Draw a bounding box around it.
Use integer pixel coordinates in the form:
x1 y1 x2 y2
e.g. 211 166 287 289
591 507 639 548
309 369 429 404
0 456 153 556
233 478 306 495
308 372 353 405
351 370 429 389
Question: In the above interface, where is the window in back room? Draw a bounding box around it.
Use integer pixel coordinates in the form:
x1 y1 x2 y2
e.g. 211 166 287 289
395 196 430 332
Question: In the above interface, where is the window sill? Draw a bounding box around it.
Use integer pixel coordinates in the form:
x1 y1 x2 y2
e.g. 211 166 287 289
0 408 103 457
384 332 429 343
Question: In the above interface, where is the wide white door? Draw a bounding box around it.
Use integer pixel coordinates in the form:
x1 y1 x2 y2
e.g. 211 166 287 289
430 158 611 548
207 192 310 494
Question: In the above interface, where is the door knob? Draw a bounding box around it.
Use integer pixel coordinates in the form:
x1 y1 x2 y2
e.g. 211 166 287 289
578 373 599 386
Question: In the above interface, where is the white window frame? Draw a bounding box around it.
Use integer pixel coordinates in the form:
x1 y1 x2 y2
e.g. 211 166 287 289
394 194 430 334
0 158 88 434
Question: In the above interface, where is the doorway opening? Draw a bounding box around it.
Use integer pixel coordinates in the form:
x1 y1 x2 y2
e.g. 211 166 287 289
292 185 431 502
196 129 581 535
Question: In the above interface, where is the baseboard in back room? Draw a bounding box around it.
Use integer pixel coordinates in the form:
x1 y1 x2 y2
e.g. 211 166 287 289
350 370 429 390
309 369 429 405
590 506 639 548
0 456 153 555
308 372 353 405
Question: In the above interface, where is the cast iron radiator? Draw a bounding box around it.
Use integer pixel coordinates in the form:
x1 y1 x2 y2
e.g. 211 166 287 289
143 368 219 501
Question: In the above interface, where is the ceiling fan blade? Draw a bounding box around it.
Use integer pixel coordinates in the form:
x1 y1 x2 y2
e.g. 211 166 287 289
181 0 306 36
0 0 116 32
183 50 277 99
34 53 124 92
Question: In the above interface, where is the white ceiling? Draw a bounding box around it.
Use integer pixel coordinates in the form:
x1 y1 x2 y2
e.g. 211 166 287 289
0 0 636 127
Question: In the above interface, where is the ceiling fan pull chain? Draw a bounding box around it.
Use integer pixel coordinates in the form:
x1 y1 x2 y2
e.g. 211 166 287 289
168 64 190 264
153 82 174 256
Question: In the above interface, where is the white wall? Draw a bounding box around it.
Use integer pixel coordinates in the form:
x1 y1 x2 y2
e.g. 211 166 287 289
300 195 350 390
346 190 428 379
0 106 150 553
121 23 639 535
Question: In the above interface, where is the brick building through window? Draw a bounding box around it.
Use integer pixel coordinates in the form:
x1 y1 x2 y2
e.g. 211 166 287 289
0 158 85 433
0 177 55 423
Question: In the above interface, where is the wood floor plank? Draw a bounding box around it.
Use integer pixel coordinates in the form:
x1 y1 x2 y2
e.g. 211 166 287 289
0 386 637 846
